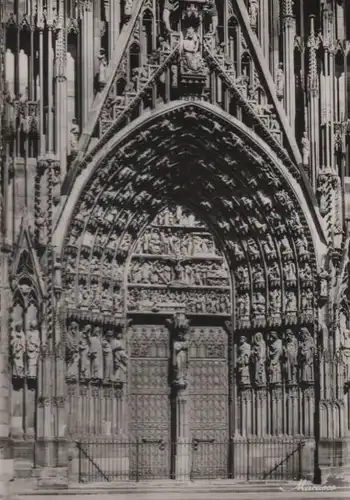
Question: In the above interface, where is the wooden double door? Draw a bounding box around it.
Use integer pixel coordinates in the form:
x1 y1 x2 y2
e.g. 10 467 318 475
128 324 229 479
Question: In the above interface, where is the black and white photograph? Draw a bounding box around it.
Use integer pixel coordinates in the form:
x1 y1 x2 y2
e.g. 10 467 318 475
0 1 350 499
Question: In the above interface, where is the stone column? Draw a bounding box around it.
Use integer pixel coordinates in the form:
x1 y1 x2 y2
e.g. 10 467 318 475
166 312 191 481
55 0 68 180
282 0 296 129
81 0 94 127
0 249 14 499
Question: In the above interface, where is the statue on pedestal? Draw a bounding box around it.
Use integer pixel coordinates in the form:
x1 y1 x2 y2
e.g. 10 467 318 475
173 330 189 388
66 321 80 381
301 132 310 167
10 323 26 379
26 322 41 379
237 336 251 387
70 118 80 153
112 329 128 383
102 329 114 380
284 329 298 385
181 27 203 73
299 327 315 383
268 331 282 384
79 324 91 380
90 326 103 380
251 332 266 386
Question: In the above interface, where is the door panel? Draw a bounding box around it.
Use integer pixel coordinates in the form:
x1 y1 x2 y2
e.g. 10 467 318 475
189 327 229 478
128 326 171 479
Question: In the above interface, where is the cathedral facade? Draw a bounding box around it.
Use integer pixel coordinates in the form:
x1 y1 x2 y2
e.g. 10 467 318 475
1 0 350 489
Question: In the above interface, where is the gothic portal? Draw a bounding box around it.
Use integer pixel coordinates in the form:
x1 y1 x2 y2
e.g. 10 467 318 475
1 0 350 489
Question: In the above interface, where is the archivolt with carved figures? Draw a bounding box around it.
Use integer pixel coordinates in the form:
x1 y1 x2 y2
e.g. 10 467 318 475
56 102 323 478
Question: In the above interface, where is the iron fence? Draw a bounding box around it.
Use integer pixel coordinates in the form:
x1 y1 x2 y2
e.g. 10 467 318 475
72 437 308 483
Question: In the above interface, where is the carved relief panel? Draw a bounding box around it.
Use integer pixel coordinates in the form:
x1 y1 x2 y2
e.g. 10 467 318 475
127 205 231 317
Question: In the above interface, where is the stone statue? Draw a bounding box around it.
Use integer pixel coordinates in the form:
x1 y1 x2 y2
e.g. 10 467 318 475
252 292 265 315
181 27 203 73
237 336 251 387
163 0 176 31
124 0 133 16
301 132 310 166
285 290 297 312
102 330 114 380
70 118 80 153
319 268 328 298
79 324 91 380
276 63 284 99
299 327 315 383
301 288 313 311
251 332 266 386
280 236 293 258
237 293 250 318
10 323 26 378
98 50 107 85
284 261 296 282
66 321 80 381
112 329 128 382
284 329 298 385
269 289 281 315
248 0 259 29
203 0 218 34
90 326 103 380
268 331 282 384
26 322 41 379
341 327 350 384
173 330 189 388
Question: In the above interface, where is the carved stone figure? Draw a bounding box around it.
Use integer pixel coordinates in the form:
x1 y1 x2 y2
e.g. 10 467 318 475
66 321 80 380
252 292 265 315
173 330 189 388
10 323 26 378
203 0 218 34
26 322 41 379
247 238 260 259
268 331 282 384
253 264 264 286
163 0 175 31
280 236 293 258
237 336 251 387
181 27 203 73
299 327 315 383
251 332 266 386
79 325 91 380
237 293 250 318
319 268 328 298
269 262 280 283
300 263 312 281
269 289 281 314
112 329 128 382
301 288 313 311
90 326 103 380
285 290 297 312
102 330 114 380
284 261 296 282
248 0 259 29
284 329 298 385
124 0 133 16
276 63 284 99
341 328 350 384
98 50 107 85
70 118 80 152
302 132 310 166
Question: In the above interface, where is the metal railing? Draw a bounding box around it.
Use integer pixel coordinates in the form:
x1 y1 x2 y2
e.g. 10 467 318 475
73 437 307 483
